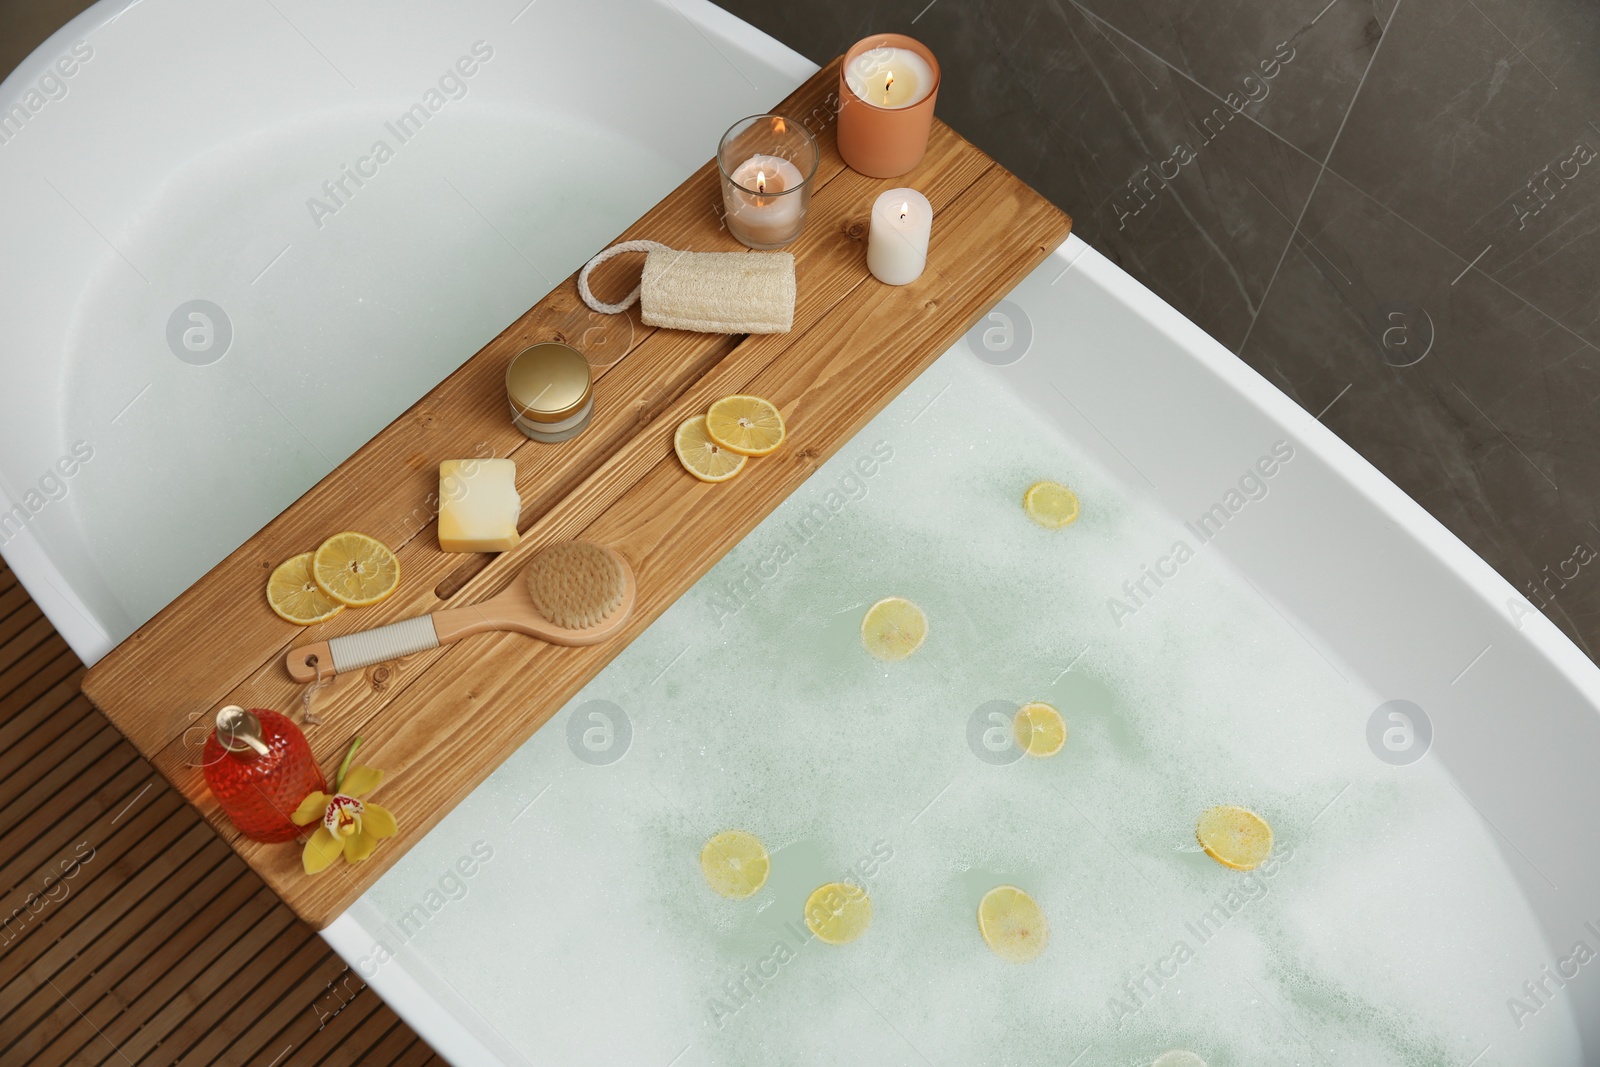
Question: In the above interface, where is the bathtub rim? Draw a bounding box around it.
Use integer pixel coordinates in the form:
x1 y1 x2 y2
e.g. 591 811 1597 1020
1050 233 1600 704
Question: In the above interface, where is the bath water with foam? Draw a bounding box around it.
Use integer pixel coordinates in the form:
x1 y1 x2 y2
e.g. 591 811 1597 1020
362 349 1580 1066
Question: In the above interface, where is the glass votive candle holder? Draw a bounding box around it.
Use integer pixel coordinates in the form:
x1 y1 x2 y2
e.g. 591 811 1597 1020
717 114 819 250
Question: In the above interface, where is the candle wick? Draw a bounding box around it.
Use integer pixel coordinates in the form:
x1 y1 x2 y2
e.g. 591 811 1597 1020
899 201 909 219
884 72 894 104
756 169 767 194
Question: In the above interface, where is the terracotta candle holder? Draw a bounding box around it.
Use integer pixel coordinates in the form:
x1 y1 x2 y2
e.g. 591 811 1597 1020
836 34 942 179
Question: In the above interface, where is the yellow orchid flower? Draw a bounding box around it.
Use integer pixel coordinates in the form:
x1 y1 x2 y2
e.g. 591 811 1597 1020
291 764 399 875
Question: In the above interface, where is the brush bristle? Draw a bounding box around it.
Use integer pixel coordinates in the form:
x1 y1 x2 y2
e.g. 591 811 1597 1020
525 541 626 630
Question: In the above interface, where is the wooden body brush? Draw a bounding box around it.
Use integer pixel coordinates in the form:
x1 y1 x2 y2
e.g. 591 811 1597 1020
285 541 635 683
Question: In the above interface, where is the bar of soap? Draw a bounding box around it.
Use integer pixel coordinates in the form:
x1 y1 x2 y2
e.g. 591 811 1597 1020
438 459 521 553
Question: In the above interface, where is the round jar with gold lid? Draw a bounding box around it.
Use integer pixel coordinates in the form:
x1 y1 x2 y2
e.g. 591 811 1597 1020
506 342 594 443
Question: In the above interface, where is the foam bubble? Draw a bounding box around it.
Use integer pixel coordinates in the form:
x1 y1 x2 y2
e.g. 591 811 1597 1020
364 352 1581 1066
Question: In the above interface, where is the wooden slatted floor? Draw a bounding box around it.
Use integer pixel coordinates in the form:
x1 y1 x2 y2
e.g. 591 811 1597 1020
0 562 445 1067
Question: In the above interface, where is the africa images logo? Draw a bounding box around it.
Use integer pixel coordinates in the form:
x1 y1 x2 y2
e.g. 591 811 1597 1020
0 41 93 147
1106 440 1296 628
306 41 495 229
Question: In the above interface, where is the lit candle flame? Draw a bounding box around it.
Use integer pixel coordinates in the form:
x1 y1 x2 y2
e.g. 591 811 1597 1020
883 71 894 103
756 169 767 194
899 201 909 219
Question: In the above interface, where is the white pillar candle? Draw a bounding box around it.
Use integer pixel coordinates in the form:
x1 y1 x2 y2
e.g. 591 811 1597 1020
866 188 932 285
845 46 936 109
725 153 805 247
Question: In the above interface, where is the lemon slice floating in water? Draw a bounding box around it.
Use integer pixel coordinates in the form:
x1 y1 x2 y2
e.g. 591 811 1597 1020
804 882 872 945
266 552 345 625
705 395 786 457
978 885 1049 963
699 830 770 899
1196 805 1274 871
312 532 401 608
1013 701 1067 757
675 415 747 483
1023 480 1080 528
1151 1052 1207 1067
860 597 927 661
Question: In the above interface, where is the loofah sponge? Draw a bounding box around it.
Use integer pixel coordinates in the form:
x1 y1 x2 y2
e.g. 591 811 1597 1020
577 240 795 334
639 249 794 333
525 541 627 630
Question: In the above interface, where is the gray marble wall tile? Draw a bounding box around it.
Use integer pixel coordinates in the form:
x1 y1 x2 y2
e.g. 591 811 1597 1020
1327 0 1600 347
1065 0 1394 162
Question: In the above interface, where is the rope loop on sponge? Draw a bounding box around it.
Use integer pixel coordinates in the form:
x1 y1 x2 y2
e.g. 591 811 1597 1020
578 240 674 314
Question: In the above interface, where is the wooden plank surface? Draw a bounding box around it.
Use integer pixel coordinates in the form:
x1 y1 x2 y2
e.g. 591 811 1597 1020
82 58 1073 930
0 561 446 1066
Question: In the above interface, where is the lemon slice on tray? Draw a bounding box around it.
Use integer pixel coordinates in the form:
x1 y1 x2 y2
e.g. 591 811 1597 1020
1023 481 1080 528
675 415 747 483
700 830 770 899
1196 805 1274 871
860 597 927 661
1014 701 1067 757
266 552 345 625
705 395 786 457
312 531 401 608
804 882 872 945
978 885 1049 963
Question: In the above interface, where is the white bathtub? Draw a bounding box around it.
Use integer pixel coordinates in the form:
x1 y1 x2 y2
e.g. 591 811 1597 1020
9 3 1600 1065
318 234 1600 1066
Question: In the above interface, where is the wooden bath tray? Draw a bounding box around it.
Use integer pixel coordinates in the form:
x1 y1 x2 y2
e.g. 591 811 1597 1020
81 59 1072 928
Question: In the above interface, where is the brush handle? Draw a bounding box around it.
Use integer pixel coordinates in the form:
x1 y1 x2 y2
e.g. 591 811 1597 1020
286 615 442 683
282 543 637 682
